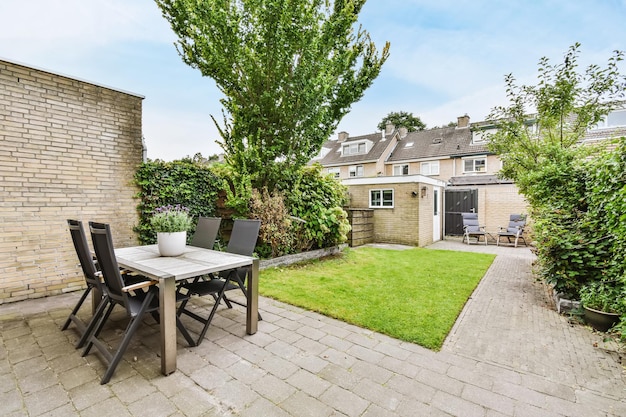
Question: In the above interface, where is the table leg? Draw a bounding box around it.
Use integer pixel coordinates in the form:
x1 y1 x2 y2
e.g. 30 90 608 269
159 277 177 375
246 259 259 335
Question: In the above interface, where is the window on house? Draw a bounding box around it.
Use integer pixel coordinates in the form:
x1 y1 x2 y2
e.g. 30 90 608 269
593 109 626 129
327 168 340 179
420 161 440 176
370 189 394 208
393 164 409 176
463 157 487 173
342 142 367 156
349 165 364 177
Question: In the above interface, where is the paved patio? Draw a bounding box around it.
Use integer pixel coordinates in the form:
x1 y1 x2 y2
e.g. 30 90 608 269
1 240 625 416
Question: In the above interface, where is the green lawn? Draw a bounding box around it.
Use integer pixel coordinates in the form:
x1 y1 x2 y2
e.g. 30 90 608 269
260 246 495 350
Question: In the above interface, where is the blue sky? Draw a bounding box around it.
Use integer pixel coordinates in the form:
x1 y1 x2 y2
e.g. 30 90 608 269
1 0 625 161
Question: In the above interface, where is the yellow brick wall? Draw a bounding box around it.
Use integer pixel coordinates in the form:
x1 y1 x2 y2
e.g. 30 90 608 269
348 182 436 246
0 59 144 304
478 184 530 234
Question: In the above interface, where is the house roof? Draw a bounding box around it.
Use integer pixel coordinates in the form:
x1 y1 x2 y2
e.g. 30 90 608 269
386 125 491 163
314 131 395 166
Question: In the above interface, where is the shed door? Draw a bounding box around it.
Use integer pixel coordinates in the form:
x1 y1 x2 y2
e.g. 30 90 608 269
445 189 478 235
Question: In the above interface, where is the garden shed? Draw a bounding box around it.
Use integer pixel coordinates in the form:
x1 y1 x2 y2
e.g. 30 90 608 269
0 58 145 304
344 175 447 247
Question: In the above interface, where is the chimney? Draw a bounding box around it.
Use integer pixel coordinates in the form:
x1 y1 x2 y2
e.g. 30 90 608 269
398 127 408 139
385 123 395 136
337 131 349 142
457 114 470 128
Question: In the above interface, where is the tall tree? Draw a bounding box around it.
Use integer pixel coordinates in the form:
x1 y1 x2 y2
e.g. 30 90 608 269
156 0 390 191
377 111 426 132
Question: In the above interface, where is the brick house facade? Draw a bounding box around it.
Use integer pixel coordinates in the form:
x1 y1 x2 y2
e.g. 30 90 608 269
0 58 144 304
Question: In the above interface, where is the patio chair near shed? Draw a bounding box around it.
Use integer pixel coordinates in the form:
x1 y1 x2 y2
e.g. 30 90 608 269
461 212 488 245
496 214 527 247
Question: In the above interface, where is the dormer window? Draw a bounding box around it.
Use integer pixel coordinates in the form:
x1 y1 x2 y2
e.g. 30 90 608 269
342 141 369 156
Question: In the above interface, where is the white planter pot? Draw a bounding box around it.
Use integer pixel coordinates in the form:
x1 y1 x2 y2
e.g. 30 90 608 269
157 231 187 257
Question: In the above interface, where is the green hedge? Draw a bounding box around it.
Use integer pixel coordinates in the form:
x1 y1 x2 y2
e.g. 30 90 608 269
133 159 222 244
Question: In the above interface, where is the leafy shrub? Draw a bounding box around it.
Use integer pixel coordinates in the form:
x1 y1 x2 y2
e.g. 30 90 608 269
249 188 294 258
282 164 350 251
579 280 625 314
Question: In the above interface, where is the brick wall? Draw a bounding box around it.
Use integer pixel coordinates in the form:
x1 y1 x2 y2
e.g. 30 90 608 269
0 59 144 304
348 182 433 246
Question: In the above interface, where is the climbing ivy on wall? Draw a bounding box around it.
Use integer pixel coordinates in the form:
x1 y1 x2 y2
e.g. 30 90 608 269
134 159 223 244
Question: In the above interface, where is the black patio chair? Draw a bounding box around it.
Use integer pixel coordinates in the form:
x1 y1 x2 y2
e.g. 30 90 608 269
177 219 261 345
190 216 221 250
82 221 195 384
461 212 488 245
62 219 109 349
496 214 527 247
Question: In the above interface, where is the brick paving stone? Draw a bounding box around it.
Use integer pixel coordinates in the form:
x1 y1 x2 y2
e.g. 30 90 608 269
252 373 297 403
320 384 370 417
286 368 332 397
281 390 334 417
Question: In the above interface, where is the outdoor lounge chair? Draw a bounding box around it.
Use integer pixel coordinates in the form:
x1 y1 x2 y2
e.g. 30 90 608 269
461 212 488 245
177 219 261 345
83 221 195 384
496 214 527 247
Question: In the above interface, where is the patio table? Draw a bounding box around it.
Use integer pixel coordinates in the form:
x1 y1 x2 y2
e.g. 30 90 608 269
115 244 259 375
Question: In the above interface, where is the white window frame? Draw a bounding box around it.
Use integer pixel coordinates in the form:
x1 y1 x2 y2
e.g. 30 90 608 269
370 189 394 208
327 167 340 179
342 141 367 156
349 165 364 177
463 156 487 173
420 161 440 176
593 109 626 129
393 164 409 176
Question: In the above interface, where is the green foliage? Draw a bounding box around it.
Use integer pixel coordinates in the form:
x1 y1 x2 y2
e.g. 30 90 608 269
134 159 223 244
579 280 626 314
260 247 495 350
150 204 194 233
282 164 350 250
249 188 294 258
377 111 426 132
155 0 390 192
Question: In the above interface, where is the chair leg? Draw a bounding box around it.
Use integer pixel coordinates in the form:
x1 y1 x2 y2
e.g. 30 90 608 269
76 295 110 349
100 292 155 384
62 286 92 331
82 302 116 357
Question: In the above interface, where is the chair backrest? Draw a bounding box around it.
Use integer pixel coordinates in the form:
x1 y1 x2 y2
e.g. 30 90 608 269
507 214 526 233
89 221 130 309
67 219 100 288
190 216 221 250
461 213 481 232
226 219 261 256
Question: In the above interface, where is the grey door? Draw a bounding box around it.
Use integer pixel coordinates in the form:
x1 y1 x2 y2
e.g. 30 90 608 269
444 189 478 235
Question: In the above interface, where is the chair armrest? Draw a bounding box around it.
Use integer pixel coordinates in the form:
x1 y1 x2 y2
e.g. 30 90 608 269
122 280 157 293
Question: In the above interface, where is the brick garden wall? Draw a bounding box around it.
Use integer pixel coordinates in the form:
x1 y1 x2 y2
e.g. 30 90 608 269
0 59 144 304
